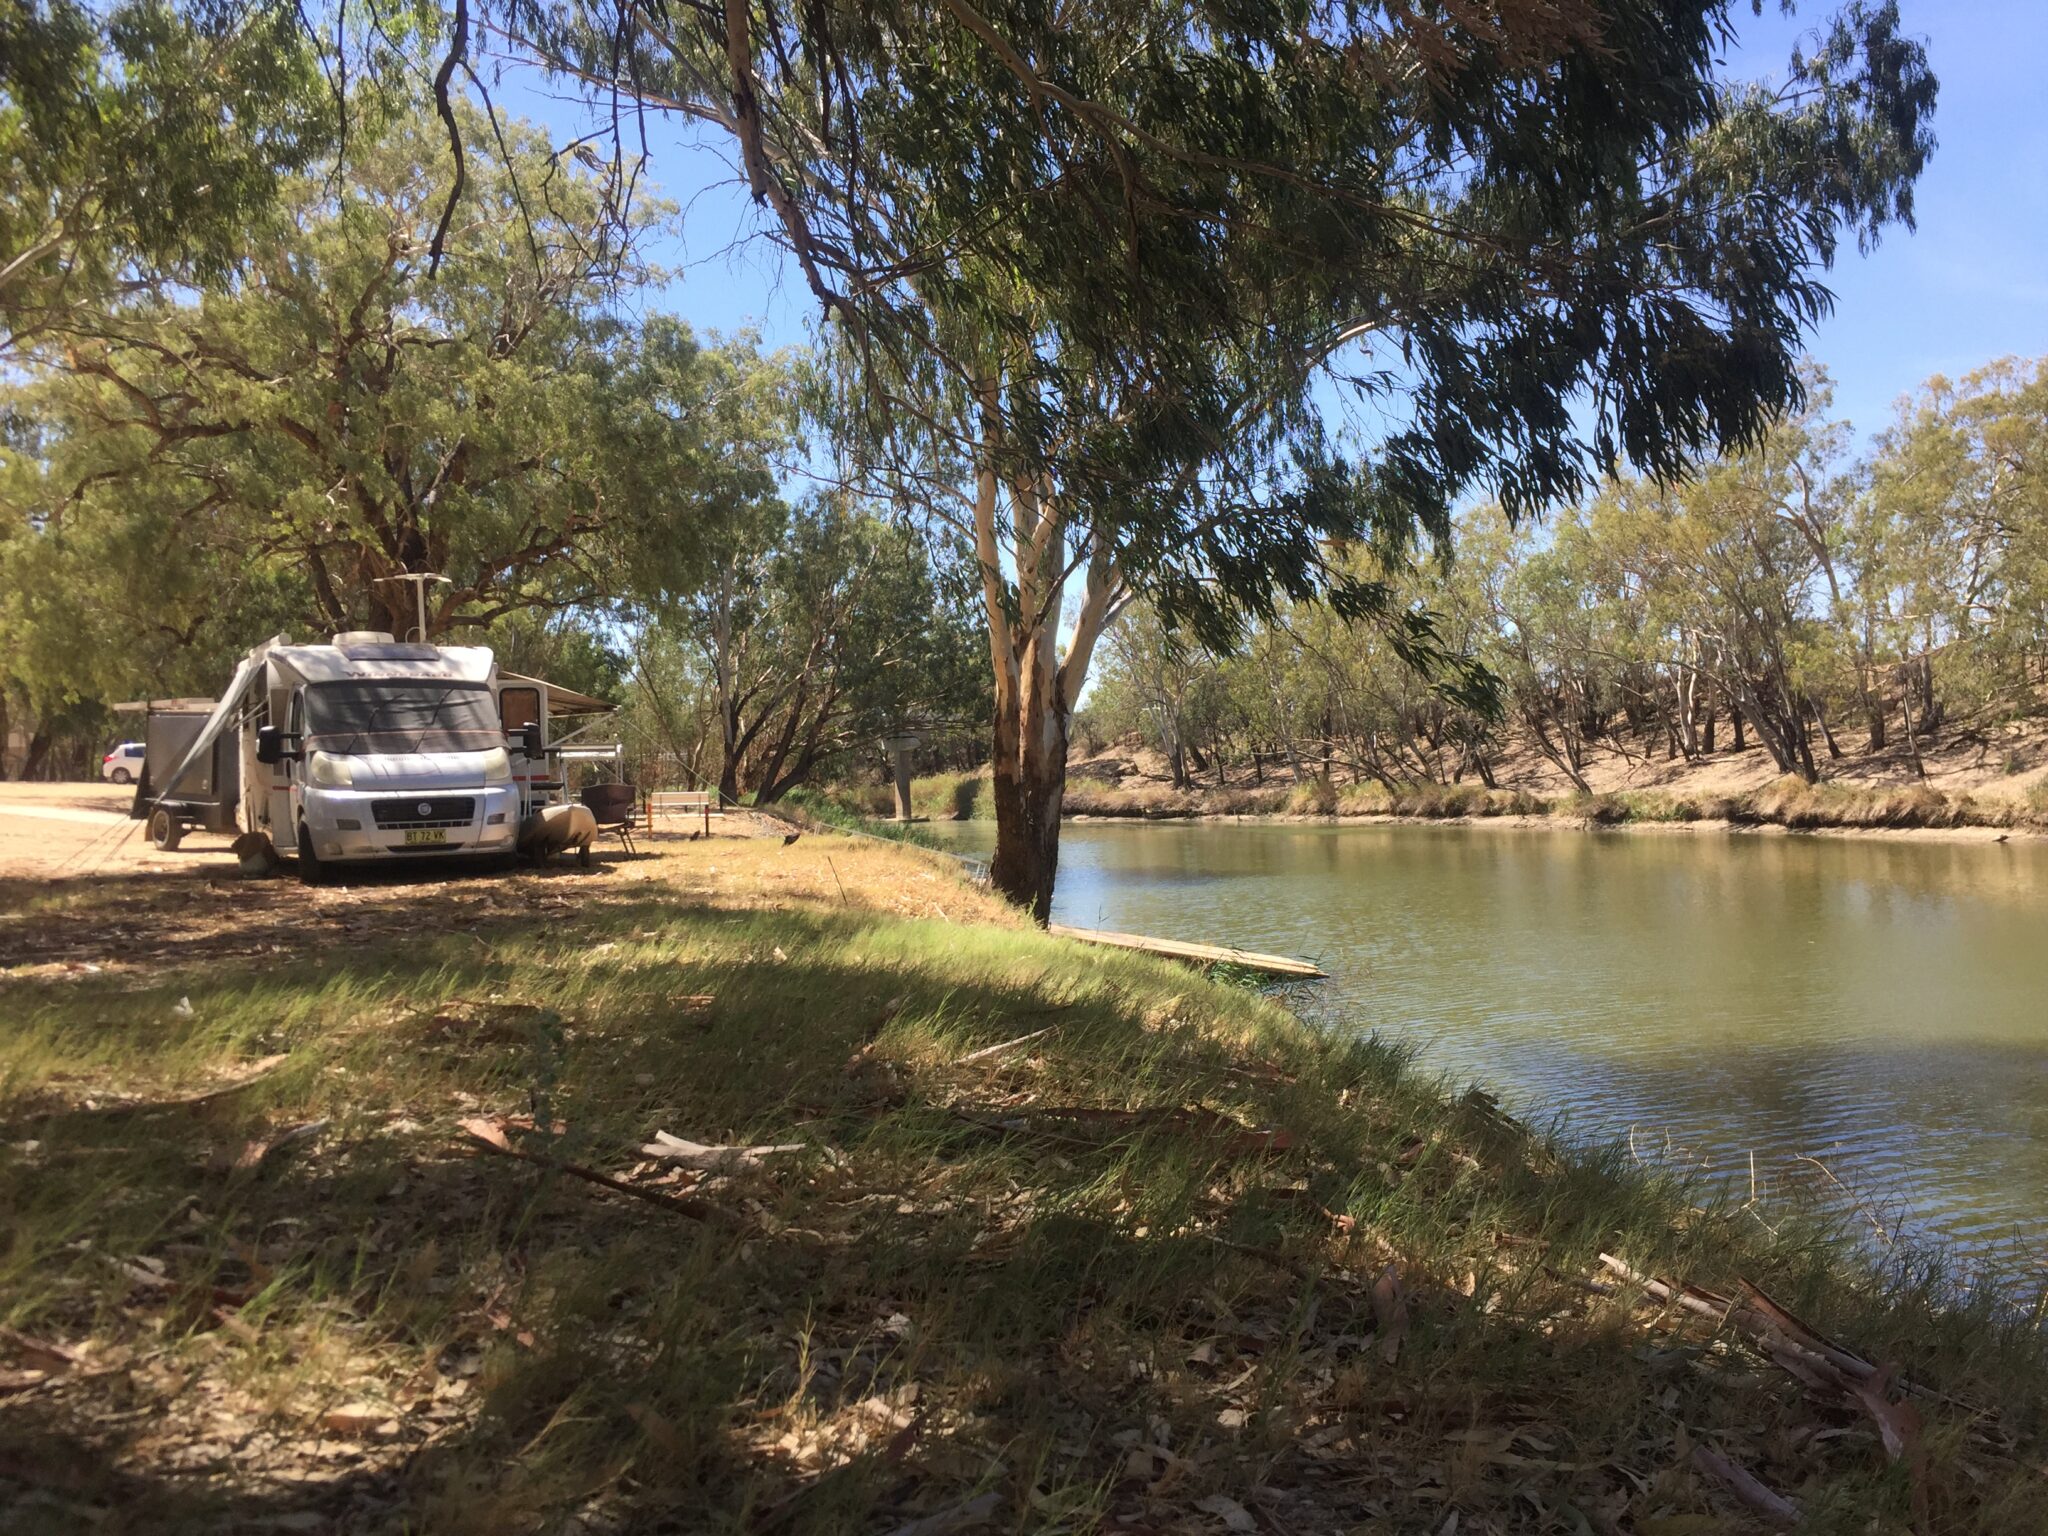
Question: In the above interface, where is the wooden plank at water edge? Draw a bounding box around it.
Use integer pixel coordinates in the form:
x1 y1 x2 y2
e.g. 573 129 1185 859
1047 924 1326 980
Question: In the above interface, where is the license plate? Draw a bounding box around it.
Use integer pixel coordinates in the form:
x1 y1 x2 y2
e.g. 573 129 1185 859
403 828 447 847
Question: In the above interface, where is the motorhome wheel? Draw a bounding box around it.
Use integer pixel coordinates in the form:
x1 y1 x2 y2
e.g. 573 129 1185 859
296 821 329 886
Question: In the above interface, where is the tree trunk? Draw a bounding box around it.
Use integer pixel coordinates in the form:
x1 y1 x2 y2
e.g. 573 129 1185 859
989 703 1068 923
1811 697 1843 760
20 731 52 781
1897 659 1928 780
716 702 744 805
972 380 1120 924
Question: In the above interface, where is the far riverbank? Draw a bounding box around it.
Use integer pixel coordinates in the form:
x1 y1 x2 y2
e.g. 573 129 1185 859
822 768 2048 843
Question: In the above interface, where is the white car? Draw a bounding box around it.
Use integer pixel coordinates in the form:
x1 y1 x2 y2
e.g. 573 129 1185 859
102 741 146 784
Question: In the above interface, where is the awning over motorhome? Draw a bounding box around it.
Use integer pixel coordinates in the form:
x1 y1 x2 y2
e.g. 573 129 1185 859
154 637 281 804
112 698 217 714
501 673 615 717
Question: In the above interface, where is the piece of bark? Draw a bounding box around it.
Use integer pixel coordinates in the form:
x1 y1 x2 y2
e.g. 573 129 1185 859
1371 1264 1409 1364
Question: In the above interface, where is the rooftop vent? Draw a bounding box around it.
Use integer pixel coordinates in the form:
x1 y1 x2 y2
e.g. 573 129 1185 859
332 631 396 647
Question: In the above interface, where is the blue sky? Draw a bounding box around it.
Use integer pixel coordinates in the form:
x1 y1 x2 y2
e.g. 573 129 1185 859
497 0 2048 451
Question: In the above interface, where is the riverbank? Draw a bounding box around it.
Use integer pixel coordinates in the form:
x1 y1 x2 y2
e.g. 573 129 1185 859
3 815 2045 1529
828 767 2048 842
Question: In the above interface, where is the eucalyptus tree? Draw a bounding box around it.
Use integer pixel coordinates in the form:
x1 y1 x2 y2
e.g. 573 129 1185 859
474 0 1935 916
1471 508 1605 793
629 492 990 804
1 103 687 696
1864 358 2048 739
1093 606 1218 790
1 0 326 357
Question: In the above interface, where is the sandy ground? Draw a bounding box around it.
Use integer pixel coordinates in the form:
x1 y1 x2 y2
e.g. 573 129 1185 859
0 781 230 880
0 782 794 886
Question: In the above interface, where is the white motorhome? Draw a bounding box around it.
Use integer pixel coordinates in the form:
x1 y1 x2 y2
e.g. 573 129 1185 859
148 632 609 879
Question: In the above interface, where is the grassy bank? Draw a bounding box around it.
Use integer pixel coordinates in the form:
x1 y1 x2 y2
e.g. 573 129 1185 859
827 769 2048 834
3 834 2046 1532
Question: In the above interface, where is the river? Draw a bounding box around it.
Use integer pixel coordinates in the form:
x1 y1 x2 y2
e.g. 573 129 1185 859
928 818 2048 1264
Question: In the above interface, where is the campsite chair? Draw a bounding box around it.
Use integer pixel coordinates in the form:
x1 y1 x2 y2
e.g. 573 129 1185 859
579 782 640 855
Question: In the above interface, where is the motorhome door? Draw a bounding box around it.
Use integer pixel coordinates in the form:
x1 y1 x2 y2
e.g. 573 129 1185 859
267 690 304 835
499 684 546 816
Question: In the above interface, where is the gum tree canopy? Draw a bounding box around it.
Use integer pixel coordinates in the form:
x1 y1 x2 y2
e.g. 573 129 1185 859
494 2 1930 914
0 0 323 356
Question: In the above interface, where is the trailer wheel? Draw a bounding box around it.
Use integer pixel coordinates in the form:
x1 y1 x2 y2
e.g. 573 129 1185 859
296 821 329 886
148 808 183 851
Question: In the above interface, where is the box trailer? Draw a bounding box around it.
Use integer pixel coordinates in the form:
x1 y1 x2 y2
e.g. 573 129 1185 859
134 706 238 850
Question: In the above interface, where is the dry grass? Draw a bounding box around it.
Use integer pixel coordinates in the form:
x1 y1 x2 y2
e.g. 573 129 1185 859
1744 776 1976 830
7 834 2046 1532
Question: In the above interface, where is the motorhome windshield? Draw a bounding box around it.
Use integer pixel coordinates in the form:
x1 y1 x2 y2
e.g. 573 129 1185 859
304 682 502 755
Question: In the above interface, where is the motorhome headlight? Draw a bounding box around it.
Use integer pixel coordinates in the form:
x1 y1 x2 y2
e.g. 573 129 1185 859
307 751 354 788
479 747 512 783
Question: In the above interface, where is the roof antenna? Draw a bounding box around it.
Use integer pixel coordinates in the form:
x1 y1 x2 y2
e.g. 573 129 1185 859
372 573 453 642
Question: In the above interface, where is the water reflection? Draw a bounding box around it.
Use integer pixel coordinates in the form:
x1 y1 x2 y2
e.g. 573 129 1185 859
933 820 2048 1257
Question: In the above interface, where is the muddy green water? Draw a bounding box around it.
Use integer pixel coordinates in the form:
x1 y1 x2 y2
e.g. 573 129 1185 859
929 819 2048 1263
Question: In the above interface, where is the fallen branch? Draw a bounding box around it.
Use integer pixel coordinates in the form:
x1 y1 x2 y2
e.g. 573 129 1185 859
1207 1235 1314 1283
231 1117 329 1173
638 1131 809 1171
1603 1252 1940 1519
66 1054 290 1120
884 1491 1002 1536
1597 1253 1734 1326
1690 1444 1800 1527
953 1103 1292 1157
458 1119 736 1224
956 1025 1058 1063
0 1327 79 1372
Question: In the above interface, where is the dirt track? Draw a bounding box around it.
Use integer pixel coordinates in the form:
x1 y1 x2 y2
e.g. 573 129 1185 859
0 781 239 880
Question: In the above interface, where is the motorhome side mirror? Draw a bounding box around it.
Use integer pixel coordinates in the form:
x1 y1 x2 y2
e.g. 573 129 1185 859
255 726 291 766
520 723 544 758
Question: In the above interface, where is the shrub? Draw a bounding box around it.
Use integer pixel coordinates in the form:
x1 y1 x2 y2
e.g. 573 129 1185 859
1066 781 1199 818
2026 778 2048 824
1213 786 1291 816
1569 793 1631 825
1335 782 1393 814
1288 776 1340 815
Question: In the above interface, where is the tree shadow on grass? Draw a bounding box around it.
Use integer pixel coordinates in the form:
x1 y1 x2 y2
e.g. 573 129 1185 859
0 863 2032 1534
